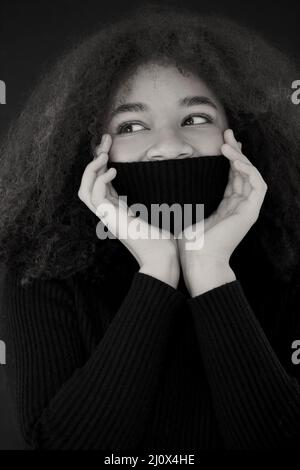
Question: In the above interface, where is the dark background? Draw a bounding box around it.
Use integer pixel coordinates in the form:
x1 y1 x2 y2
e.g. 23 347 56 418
0 0 299 450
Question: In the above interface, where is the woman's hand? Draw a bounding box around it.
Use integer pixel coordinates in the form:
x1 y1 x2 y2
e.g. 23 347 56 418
177 128 268 297
78 133 180 288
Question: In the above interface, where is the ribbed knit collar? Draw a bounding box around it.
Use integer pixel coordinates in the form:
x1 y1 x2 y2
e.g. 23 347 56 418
108 155 230 231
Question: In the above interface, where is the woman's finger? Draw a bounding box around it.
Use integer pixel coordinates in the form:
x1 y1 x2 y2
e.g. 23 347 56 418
95 133 112 156
243 180 252 197
93 136 112 174
233 159 265 185
233 160 268 208
78 134 113 199
223 166 234 198
90 168 117 209
222 141 265 199
224 129 241 152
225 129 243 154
221 144 251 196
91 133 111 162
78 152 108 199
221 142 252 166
222 145 268 214
232 167 244 195
93 151 109 176
101 167 117 183
107 182 119 199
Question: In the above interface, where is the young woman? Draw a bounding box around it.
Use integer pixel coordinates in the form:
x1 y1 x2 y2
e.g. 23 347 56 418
1 3 300 450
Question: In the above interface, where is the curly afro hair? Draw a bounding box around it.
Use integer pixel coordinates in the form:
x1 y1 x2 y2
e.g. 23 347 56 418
0 2 300 288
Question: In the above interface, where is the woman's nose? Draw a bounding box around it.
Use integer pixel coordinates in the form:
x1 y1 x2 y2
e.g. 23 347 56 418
144 129 194 161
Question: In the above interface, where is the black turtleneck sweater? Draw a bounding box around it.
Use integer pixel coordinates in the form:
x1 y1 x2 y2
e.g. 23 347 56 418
2 243 300 451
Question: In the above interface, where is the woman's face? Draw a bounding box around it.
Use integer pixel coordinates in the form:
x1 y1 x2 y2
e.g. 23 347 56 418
105 63 229 162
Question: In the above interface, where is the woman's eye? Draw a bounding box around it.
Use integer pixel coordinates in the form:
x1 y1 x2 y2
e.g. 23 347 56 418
117 122 145 134
116 114 213 135
183 115 212 126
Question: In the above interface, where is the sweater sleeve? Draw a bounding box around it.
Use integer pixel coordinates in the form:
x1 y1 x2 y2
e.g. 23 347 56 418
187 279 300 450
2 268 185 450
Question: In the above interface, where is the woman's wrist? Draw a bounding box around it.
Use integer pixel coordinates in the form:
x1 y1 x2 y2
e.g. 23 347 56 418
139 254 180 289
187 260 236 297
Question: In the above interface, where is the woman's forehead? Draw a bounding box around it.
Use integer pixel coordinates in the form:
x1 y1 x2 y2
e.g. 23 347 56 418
111 62 218 105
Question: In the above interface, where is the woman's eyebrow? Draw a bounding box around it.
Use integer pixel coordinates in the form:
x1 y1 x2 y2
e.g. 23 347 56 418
109 102 146 118
180 95 218 110
109 95 218 119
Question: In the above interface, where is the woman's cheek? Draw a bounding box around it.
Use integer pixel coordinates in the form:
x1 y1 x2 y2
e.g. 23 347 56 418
109 137 143 162
208 127 226 152
194 129 225 155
